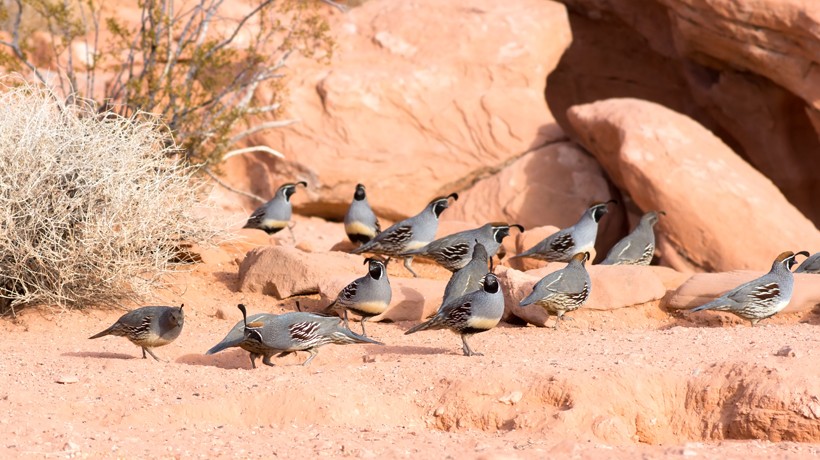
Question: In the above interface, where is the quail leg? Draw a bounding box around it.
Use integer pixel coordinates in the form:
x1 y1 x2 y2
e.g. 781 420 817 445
249 353 259 369
342 309 351 330
142 347 164 362
287 222 297 245
301 348 319 366
262 353 275 367
360 317 369 337
403 257 419 278
461 334 483 357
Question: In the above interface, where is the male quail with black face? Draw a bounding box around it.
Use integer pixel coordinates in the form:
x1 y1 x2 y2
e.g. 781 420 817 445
405 273 504 356
351 193 458 277
243 181 307 235
234 304 383 367
344 183 381 245
690 251 809 326
513 201 616 262
401 222 523 272
325 257 392 336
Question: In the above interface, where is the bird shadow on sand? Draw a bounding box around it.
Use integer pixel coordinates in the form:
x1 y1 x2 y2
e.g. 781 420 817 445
368 345 453 356
62 351 139 360
176 350 254 370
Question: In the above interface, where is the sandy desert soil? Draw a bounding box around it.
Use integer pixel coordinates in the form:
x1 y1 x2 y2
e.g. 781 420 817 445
1 234 819 459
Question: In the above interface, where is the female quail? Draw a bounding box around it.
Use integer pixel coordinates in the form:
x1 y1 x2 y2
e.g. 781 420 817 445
600 211 665 266
89 304 185 361
519 252 591 329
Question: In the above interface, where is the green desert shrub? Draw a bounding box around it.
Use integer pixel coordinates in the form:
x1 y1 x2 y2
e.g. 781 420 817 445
0 81 223 314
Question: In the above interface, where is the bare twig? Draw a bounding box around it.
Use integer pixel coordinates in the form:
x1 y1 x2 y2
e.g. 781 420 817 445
229 119 299 144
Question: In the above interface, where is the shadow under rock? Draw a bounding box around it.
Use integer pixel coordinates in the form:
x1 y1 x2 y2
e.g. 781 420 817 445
63 351 139 360
212 271 240 293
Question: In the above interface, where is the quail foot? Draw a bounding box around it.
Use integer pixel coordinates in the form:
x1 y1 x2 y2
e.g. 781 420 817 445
690 251 809 326
405 273 504 356
513 201 616 262
89 304 185 361
519 252 592 329
351 193 458 277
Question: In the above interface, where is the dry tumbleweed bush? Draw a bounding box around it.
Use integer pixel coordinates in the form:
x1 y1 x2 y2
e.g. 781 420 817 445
0 82 224 314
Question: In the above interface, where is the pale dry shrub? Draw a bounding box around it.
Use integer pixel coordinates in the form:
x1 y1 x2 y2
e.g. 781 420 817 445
0 82 223 314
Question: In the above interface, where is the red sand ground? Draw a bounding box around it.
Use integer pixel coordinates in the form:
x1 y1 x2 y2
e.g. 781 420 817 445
1 238 819 459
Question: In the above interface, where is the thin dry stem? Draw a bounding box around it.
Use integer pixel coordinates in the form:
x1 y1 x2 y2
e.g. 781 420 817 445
0 80 225 313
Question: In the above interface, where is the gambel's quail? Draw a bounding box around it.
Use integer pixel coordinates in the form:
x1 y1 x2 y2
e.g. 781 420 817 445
401 222 523 272
344 183 381 245
89 304 185 361
243 181 307 235
519 252 592 329
513 201 616 262
325 258 392 336
205 312 278 368
795 252 820 274
351 193 458 277
690 251 809 326
405 273 504 356
236 304 383 367
600 211 665 266
442 241 490 306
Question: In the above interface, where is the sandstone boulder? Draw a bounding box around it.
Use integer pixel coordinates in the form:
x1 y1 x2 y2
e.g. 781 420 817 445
237 246 363 299
567 98 820 272
213 0 571 221
664 272 820 314
442 142 625 255
496 264 669 326
547 0 820 225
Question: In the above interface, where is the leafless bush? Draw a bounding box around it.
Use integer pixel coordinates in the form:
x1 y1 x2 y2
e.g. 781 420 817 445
0 81 224 314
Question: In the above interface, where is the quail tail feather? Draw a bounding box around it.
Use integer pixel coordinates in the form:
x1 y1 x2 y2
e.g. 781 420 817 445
405 316 445 335
690 299 734 313
205 338 243 355
88 324 119 339
334 327 384 345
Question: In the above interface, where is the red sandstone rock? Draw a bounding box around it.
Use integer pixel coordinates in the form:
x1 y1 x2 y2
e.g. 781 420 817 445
213 0 571 221
567 98 820 272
